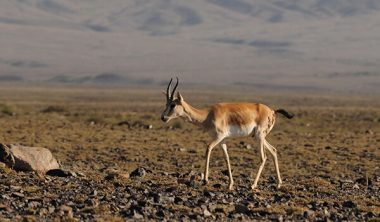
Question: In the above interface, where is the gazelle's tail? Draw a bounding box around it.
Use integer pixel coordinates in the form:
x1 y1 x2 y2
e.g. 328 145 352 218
275 109 294 119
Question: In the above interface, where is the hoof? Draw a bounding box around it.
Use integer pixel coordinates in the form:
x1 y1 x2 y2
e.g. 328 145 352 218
277 183 283 189
251 187 260 193
202 179 208 186
228 184 234 191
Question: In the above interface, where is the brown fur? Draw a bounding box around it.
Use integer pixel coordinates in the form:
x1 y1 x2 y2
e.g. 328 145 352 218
202 103 274 136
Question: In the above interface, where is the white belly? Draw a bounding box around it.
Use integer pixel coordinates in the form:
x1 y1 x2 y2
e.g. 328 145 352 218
227 124 256 137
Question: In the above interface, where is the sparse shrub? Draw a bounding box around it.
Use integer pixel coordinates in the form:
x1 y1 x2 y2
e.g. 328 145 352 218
41 105 66 113
87 115 105 124
141 114 154 120
0 104 15 116
114 113 123 121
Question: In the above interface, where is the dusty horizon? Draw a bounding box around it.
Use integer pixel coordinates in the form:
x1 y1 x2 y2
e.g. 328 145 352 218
1 0 380 94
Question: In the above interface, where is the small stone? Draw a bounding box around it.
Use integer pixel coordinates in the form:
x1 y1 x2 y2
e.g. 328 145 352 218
46 169 74 177
1 194 10 200
48 207 55 214
91 190 98 196
221 170 230 176
203 209 212 217
151 193 162 203
204 191 215 198
144 125 153 129
130 167 147 178
165 196 175 203
0 204 10 212
76 171 86 177
174 196 183 204
133 210 144 219
10 185 22 191
105 170 129 181
340 178 354 183
12 192 25 198
59 205 73 218
117 121 131 127
235 204 250 214
356 177 372 186
268 214 281 221
28 201 40 208
85 198 99 207
324 208 331 217
39 208 48 216
208 204 217 212
156 209 165 218
304 210 314 218
213 183 222 189
104 172 118 180
365 212 375 218
353 184 359 189
343 200 357 208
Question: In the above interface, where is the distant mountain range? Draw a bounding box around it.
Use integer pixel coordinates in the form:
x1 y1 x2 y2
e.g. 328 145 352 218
0 0 379 93
2 0 380 33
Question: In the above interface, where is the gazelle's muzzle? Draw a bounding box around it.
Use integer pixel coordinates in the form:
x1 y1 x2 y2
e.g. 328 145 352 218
161 116 168 122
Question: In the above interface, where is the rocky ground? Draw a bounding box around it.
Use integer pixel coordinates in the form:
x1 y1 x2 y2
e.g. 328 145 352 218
0 85 379 221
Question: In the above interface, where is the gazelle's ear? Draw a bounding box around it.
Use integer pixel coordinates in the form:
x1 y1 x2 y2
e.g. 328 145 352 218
177 92 183 102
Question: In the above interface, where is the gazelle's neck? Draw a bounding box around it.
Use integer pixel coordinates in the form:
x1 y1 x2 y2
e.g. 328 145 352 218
181 100 209 125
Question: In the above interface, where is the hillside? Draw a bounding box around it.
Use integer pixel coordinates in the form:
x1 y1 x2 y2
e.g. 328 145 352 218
0 0 380 93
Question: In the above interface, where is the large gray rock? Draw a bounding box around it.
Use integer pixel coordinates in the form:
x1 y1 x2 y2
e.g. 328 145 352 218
0 144 59 173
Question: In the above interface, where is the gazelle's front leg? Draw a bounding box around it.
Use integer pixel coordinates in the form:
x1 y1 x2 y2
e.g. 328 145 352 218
203 136 225 185
221 143 234 190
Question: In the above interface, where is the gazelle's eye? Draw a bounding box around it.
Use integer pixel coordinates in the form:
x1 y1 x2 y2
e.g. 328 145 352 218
170 104 176 109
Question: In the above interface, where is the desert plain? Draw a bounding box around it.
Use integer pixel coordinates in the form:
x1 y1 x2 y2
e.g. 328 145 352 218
0 84 379 221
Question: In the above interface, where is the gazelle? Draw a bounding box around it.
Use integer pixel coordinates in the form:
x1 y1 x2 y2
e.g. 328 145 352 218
161 78 294 191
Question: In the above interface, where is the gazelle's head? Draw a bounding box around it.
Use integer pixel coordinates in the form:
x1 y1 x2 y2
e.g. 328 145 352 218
161 77 185 123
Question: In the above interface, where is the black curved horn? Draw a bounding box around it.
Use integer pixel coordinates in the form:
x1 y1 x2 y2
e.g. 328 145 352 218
170 77 179 101
166 78 173 101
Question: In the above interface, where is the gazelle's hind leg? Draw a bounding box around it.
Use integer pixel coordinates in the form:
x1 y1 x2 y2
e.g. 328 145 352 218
251 136 267 190
221 143 234 190
264 139 282 188
251 112 275 190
